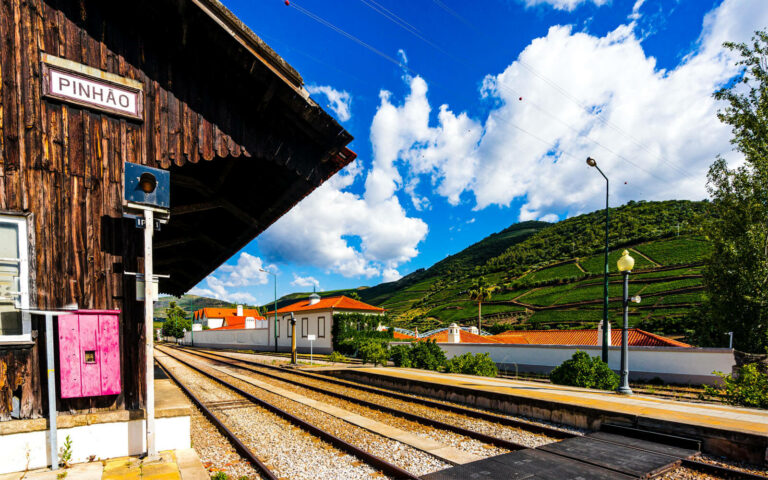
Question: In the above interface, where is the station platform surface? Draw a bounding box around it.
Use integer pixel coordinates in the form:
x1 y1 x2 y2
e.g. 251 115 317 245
0 449 207 480
345 367 768 436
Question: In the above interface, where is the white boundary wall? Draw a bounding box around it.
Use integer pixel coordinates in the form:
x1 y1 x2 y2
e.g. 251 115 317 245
182 323 333 353
0 415 189 474
396 343 736 385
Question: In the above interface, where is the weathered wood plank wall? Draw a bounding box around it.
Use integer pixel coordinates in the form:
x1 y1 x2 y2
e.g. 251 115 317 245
0 0 267 419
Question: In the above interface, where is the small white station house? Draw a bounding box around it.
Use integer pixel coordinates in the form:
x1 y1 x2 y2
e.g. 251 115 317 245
183 294 384 353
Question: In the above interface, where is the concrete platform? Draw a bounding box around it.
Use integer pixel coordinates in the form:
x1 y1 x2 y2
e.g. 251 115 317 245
328 367 768 465
0 449 207 480
0 373 192 475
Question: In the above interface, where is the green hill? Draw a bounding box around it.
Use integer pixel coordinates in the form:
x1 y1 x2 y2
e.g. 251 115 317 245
154 294 256 319
179 199 712 344
354 200 711 343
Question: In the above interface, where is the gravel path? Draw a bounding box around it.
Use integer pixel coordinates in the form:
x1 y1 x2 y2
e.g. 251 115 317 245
659 467 726 479
160 347 452 477
694 455 768 478
185 351 511 458
191 348 574 446
156 351 401 480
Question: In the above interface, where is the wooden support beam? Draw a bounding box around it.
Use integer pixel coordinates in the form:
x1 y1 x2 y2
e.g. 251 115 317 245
171 200 222 216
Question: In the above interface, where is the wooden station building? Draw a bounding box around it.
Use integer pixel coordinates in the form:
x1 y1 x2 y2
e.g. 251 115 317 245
0 0 354 469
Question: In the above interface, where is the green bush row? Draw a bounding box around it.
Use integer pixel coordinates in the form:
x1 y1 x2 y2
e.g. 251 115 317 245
549 351 619 390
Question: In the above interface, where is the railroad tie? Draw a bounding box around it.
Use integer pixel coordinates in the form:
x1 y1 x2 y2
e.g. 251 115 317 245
210 365 483 466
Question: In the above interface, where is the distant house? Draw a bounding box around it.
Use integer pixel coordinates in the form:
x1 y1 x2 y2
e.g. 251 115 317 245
265 294 385 353
193 305 262 329
393 324 690 347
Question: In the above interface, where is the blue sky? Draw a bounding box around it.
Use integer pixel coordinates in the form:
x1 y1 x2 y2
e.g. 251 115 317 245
189 0 767 305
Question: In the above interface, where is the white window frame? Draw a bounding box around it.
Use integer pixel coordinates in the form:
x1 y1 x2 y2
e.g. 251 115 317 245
275 317 280 338
301 317 308 338
0 214 31 343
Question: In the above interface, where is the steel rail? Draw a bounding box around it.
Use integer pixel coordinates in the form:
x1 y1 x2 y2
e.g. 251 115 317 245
154 359 279 480
681 459 768 480
177 345 574 439
157 346 420 480
169 347 768 480
173 345 531 451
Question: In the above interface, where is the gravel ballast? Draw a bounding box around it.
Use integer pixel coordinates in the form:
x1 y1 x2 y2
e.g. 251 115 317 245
156 351 405 480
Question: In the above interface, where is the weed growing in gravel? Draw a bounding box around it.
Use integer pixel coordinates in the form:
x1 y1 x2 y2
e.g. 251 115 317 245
210 472 227 480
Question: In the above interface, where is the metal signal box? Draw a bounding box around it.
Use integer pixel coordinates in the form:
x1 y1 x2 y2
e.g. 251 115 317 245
58 310 121 398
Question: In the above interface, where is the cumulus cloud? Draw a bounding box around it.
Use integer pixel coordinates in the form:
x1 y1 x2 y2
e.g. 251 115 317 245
519 0 609 12
291 274 321 289
189 252 270 303
307 85 352 122
371 0 765 221
259 159 428 279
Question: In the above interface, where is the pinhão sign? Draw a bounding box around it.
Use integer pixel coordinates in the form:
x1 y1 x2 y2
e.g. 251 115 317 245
41 54 144 121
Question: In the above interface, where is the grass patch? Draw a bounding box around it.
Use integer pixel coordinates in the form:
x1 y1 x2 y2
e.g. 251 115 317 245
580 249 654 274
634 236 711 265
526 263 584 283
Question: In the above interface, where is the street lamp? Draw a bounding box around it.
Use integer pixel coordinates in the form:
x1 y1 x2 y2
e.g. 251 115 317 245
587 157 610 363
617 250 636 395
260 268 278 353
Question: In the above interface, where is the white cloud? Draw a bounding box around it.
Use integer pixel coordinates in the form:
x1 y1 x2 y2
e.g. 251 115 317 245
307 85 352 122
519 0 609 12
259 158 428 279
382 268 402 283
539 213 559 223
291 274 321 289
374 0 764 221
189 252 271 303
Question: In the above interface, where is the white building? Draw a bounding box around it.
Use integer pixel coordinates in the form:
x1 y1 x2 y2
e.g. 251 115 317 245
184 294 384 353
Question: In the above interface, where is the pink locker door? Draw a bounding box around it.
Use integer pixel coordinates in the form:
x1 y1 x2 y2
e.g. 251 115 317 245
58 314 82 398
98 314 121 395
78 314 102 397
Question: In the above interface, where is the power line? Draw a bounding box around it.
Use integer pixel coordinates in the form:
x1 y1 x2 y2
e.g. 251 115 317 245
282 1 654 199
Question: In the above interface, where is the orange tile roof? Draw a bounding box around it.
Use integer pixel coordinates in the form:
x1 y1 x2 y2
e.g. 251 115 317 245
194 307 261 320
422 329 500 344
393 331 415 340
210 315 266 330
267 295 384 315
490 329 690 347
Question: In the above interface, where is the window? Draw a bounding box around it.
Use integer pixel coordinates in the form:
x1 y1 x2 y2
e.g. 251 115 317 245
287 319 292 337
317 316 325 338
301 318 308 338
0 214 30 343
276 318 280 338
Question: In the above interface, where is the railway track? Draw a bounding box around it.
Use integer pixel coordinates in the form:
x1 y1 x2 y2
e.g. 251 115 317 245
170 345 768 480
156 347 425 479
169 346 564 451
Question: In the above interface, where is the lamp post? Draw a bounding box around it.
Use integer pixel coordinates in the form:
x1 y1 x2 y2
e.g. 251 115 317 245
616 250 636 395
260 268 278 353
586 157 610 363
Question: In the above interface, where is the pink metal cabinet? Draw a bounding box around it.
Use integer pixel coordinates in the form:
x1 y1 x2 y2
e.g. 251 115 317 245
58 310 121 398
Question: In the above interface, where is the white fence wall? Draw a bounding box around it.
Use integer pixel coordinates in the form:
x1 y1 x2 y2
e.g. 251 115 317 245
181 326 333 353
397 343 736 385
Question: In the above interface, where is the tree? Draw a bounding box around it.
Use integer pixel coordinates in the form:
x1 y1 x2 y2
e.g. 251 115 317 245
347 291 362 301
162 301 191 339
697 30 768 353
468 277 493 332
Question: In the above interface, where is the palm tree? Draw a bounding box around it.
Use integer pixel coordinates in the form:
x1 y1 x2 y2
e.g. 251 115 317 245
468 277 493 332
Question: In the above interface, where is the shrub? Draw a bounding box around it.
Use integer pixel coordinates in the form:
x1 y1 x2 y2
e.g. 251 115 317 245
328 351 347 363
389 344 413 367
704 363 768 409
409 340 446 371
446 352 498 377
549 351 619 390
332 313 393 355
358 340 389 366
210 473 227 480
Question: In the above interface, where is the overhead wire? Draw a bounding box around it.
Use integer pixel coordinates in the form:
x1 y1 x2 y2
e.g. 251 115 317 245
357 0 684 185
426 0 694 180
282 0 656 200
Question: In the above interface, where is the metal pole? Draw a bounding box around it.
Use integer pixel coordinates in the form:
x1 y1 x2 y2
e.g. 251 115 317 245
595 164 610 363
143 208 157 457
618 271 633 394
274 275 278 353
291 316 297 364
45 313 58 470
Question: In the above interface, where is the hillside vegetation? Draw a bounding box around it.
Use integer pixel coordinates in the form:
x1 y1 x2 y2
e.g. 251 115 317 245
268 200 711 344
